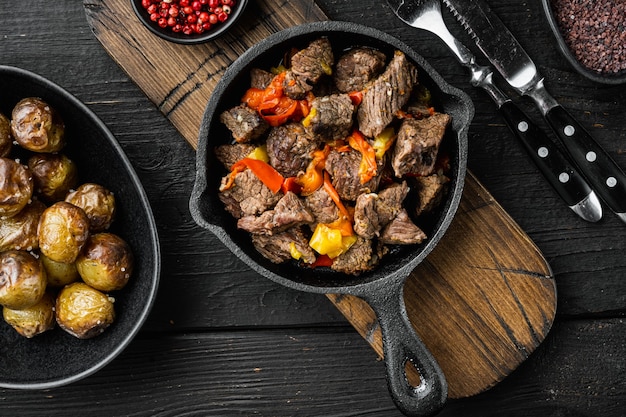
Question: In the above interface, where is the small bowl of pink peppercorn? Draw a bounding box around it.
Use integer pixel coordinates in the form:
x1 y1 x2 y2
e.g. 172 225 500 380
542 0 626 84
131 0 248 45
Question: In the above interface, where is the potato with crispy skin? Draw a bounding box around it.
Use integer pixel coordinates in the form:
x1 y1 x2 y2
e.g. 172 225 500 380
76 233 133 292
10 97 65 153
0 112 12 157
40 253 80 288
3 291 55 338
0 157 34 218
55 282 115 339
28 153 78 203
0 250 47 310
38 201 90 264
0 199 46 252
65 183 116 232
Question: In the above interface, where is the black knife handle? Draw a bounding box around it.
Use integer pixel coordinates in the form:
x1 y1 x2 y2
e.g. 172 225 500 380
499 101 594 206
544 105 626 214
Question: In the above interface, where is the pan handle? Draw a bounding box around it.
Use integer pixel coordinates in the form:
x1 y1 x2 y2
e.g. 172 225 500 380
363 284 447 417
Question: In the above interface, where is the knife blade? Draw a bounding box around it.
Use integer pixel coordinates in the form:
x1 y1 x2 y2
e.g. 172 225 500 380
443 0 626 224
386 0 601 222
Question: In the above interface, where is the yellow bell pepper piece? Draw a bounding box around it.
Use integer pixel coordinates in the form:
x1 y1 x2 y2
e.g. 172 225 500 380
247 145 270 163
309 224 357 259
301 107 317 128
372 127 396 160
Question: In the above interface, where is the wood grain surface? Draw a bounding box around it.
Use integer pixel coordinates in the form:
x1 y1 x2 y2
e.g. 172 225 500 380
1 1 625 416
84 0 556 399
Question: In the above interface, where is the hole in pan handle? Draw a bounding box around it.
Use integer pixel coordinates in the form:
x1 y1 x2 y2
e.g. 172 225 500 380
365 284 448 417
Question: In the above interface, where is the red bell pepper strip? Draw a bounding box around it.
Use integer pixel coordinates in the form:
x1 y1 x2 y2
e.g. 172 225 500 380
241 71 310 127
281 177 302 194
310 254 333 268
348 90 363 106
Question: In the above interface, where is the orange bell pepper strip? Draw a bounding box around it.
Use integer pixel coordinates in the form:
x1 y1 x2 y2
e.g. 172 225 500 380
347 130 377 184
223 157 285 194
323 171 352 223
297 145 330 196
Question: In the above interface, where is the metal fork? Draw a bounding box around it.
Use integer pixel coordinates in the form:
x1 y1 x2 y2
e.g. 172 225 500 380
387 0 602 222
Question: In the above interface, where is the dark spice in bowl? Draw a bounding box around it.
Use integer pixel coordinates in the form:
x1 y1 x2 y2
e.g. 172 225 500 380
548 0 626 76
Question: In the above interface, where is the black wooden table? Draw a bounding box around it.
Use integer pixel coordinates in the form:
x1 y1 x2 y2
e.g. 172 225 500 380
1 1 624 416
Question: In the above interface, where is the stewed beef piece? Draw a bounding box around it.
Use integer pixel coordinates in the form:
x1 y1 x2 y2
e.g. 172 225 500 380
219 169 282 218
266 123 319 178
353 181 409 239
214 143 256 169
304 186 340 225
325 147 383 201
391 112 450 178
305 94 355 141
220 104 269 143
379 209 427 245
251 226 316 265
334 47 387 93
410 174 450 216
250 68 274 90
237 192 314 235
331 236 377 275
283 38 334 99
357 51 419 138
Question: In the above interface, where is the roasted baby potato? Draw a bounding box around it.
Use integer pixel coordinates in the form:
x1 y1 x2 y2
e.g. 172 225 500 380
76 232 133 292
10 97 65 153
0 250 47 310
40 253 80 288
55 282 115 339
28 153 78 203
0 199 46 252
0 157 34 218
65 183 116 232
0 112 12 157
2 291 55 338
38 201 90 264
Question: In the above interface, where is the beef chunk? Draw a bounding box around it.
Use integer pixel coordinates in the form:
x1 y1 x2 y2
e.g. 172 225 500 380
391 112 450 178
411 174 450 216
220 104 269 143
214 143 256 169
251 226 316 265
237 192 314 235
331 236 378 275
219 169 282 218
357 51 419 138
325 148 382 201
283 38 334 99
283 69 312 100
250 68 274 89
334 47 387 93
353 181 409 239
304 186 340 225
305 94 355 141
380 209 427 245
266 123 319 178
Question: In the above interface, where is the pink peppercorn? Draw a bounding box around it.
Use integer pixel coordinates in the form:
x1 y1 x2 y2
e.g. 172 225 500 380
139 0 237 36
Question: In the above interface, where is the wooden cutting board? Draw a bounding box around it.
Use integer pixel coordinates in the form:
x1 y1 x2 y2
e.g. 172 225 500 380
83 0 556 399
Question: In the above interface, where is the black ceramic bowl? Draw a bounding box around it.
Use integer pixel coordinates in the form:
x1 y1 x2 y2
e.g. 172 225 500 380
0 66 160 389
131 0 248 45
542 0 626 85
191 21 473 416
